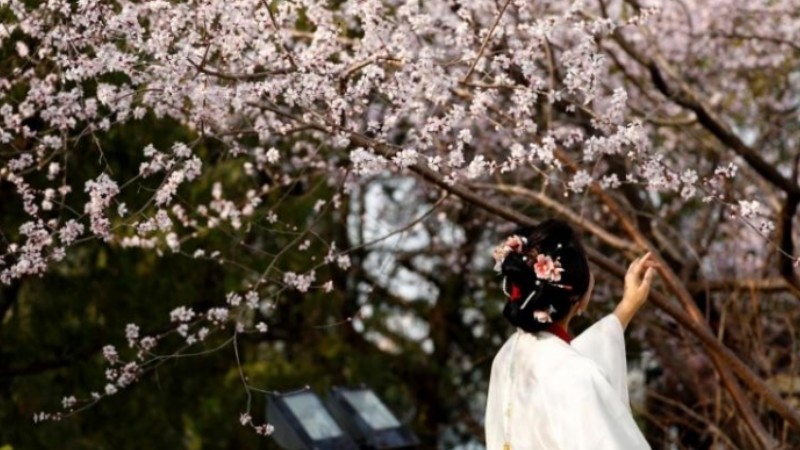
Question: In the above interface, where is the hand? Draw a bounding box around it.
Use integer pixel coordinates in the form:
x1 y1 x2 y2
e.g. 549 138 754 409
614 251 660 329
622 251 659 307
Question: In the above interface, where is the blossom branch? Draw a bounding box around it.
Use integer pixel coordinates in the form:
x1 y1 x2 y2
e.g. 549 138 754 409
460 0 513 83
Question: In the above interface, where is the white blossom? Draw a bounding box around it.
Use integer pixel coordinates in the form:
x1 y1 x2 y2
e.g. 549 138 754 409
125 323 140 347
266 147 280 164
244 291 259 309
336 254 351 270
169 306 195 323
139 336 157 351
61 396 77 409
240 412 252 426
465 155 490 180
226 292 242 306
15 41 29 57
738 200 761 219
102 345 119 365
283 271 316 293
350 148 388 176
568 170 593 193
177 324 189 337
197 327 209 341
58 220 84 245
206 307 229 325
83 174 119 239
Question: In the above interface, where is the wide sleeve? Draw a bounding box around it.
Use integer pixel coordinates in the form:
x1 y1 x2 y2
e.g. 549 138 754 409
484 355 503 450
572 313 630 409
546 358 651 449
485 338 514 450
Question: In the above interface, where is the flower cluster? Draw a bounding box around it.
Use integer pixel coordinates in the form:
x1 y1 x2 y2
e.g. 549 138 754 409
492 235 527 272
533 254 564 283
31 285 281 428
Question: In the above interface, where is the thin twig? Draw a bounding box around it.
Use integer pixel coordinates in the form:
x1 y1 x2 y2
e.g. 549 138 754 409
188 58 292 81
461 0 512 83
261 0 297 70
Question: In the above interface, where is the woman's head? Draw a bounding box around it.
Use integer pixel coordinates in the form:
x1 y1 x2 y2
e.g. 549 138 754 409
493 219 592 333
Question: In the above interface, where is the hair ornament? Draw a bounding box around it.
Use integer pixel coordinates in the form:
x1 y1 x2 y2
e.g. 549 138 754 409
520 288 537 309
532 305 558 323
533 310 553 323
493 236 575 304
533 253 564 282
502 276 523 301
492 234 527 272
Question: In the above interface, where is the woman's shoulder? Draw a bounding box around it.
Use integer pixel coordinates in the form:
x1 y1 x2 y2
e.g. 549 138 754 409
491 330 548 372
490 330 520 370
522 336 605 380
492 329 604 375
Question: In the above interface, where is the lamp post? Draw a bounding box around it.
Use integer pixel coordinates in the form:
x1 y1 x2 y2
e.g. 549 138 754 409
266 386 419 450
325 386 420 449
266 390 359 450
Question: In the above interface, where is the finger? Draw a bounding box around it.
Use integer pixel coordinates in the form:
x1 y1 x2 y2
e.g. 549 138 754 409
641 267 656 289
642 260 659 269
639 251 653 266
628 253 646 274
638 251 656 273
631 251 651 279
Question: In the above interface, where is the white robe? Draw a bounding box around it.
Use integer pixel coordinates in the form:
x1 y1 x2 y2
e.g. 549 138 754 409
485 314 650 450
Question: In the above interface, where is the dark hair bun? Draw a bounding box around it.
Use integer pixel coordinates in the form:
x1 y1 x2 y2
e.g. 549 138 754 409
527 220 577 253
497 219 591 333
500 252 543 303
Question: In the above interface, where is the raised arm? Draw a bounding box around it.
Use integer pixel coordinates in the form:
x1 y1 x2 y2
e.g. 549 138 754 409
614 252 659 330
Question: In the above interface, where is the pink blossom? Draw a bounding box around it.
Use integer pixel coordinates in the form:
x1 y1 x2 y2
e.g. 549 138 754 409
533 254 564 282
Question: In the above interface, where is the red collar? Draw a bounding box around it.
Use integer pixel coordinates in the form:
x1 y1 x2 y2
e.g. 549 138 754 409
545 323 572 344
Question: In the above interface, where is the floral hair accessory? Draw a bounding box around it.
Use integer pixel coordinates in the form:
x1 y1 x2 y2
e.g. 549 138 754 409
494 235 574 304
533 254 564 282
492 234 527 272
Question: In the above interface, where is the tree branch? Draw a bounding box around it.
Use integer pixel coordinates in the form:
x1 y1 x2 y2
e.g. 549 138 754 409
611 33 800 197
468 181 639 253
188 58 292 81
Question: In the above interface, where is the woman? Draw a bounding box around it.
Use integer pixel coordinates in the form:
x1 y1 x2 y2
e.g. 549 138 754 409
485 219 657 449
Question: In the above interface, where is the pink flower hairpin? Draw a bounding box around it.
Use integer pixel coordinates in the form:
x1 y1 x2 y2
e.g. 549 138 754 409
492 234 527 272
533 254 564 282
